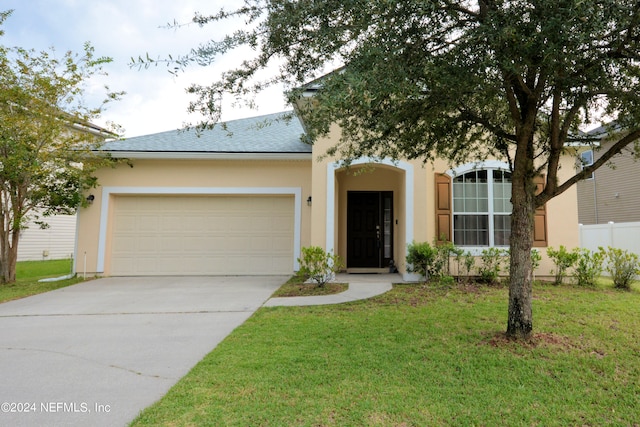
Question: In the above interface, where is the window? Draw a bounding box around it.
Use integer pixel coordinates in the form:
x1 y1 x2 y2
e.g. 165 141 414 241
452 169 512 247
579 150 594 179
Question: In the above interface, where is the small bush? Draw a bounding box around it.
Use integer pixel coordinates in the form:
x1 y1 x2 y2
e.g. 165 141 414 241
406 240 456 282
297 246 344 287
547 246 579 285
604 247 640 290
453 248 475 283
477 247 507 284
406 241 438 281
434 241 456 277
574 248 605 287
531 249 542 273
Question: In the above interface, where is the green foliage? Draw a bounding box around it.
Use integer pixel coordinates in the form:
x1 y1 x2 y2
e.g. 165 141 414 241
546 246 579 285
574 248 605 287
530 249 542 274
604 247 640 290
0 12 123 283
477 248 507 284
406 240 455 282
453 247 475 283
406 241 437 281
297 246 344 287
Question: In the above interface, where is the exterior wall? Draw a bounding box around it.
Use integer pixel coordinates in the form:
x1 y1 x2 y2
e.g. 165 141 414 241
76 158 312 276
18 214 77 261
577 140 640 224
309 131 580 278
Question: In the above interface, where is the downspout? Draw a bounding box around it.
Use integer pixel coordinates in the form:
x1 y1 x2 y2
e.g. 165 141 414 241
593 172 599 224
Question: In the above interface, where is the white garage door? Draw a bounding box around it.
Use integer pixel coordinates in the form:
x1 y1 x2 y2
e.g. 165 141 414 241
109 195 294 276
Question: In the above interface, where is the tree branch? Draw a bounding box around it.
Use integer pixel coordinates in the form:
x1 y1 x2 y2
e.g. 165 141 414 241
537 128 640 206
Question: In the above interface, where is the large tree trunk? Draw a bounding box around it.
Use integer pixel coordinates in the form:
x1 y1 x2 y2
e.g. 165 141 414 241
506 168 536 340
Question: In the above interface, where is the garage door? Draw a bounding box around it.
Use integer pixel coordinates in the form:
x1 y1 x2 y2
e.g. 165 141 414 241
109 195 294 275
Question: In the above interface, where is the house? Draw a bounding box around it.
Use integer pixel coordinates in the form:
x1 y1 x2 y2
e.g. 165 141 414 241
576 125 640 225
17 214 76 261
74 109 581 280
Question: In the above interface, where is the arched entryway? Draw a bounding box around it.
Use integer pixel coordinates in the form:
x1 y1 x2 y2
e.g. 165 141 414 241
327 159 414 273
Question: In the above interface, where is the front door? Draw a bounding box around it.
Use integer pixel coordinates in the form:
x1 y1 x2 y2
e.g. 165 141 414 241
347 191 393 269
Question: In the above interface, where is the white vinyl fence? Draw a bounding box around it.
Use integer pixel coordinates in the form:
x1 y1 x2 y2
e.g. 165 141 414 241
579 221 640 256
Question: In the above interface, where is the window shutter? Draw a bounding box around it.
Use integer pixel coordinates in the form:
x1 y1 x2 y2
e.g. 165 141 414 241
533 175 548 247
435 173 452 243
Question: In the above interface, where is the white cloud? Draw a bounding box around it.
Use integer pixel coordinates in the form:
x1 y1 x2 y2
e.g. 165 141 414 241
1 0 288 137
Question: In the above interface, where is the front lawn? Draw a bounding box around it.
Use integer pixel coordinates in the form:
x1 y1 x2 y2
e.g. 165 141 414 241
0 259 83 303
131 281 640 426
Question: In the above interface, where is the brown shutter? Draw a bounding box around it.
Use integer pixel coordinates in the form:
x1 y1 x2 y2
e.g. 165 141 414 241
532 175 548 247
435 173 452 243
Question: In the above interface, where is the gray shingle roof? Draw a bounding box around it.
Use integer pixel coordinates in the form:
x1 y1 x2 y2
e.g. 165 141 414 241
98 112 310 154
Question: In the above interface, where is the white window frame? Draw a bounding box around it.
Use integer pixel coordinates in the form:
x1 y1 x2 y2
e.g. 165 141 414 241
447 161 512 253
579 150 594 180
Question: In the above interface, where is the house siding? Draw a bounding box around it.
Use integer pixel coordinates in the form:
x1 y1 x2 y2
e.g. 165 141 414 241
577 141 640 224
18 214 77 261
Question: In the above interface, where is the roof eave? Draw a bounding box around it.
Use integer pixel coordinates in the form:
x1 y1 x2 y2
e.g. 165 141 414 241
100 151 312 160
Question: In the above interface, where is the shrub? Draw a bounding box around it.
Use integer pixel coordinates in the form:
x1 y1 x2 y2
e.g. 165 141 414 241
530 249 542 281
406 241 437 281
604 247 640 290
407 240 457 281
453 248 475 283
297 246 344 287
546 246 579 285
574 248 605 287
434 241 456 278
477 247 507 284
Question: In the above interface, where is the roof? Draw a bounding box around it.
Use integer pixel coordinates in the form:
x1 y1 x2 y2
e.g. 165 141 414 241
97 112 311 159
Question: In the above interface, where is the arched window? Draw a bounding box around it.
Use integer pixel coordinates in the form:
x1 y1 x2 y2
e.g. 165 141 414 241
452 167 512 247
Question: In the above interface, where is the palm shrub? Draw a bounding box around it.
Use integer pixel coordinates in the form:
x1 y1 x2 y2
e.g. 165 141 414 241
574 248 605 287
604 247 640 290
547 246 579 284
297 246 344 287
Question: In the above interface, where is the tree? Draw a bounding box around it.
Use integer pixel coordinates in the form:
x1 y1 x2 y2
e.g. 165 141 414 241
0 10 123 283
151 1 640 340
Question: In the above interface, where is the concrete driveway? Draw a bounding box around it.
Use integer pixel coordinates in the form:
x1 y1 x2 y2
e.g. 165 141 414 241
0 276 286 427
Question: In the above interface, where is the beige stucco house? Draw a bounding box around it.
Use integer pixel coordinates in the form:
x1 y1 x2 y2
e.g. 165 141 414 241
75 111 580 280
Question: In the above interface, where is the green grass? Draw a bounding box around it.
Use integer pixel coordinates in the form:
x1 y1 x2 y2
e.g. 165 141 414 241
131 280 640 426
0 259 84 303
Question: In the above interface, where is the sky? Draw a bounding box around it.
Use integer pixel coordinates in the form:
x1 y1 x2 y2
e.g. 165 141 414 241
1 0 288 137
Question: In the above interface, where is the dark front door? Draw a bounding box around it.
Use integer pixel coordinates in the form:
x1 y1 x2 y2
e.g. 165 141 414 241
347 191 393 269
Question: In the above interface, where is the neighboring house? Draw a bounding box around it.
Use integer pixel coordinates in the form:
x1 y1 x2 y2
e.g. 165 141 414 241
576 125 640 224
17 214 76 261
75 108 581 280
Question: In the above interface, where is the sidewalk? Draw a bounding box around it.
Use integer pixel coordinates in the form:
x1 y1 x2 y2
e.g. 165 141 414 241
263 273 400 307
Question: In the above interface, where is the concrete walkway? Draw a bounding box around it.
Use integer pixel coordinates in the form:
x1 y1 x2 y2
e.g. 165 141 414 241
264 273 399 307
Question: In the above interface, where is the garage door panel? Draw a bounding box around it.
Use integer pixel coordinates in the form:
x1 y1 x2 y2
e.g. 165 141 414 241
110 195 294 276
